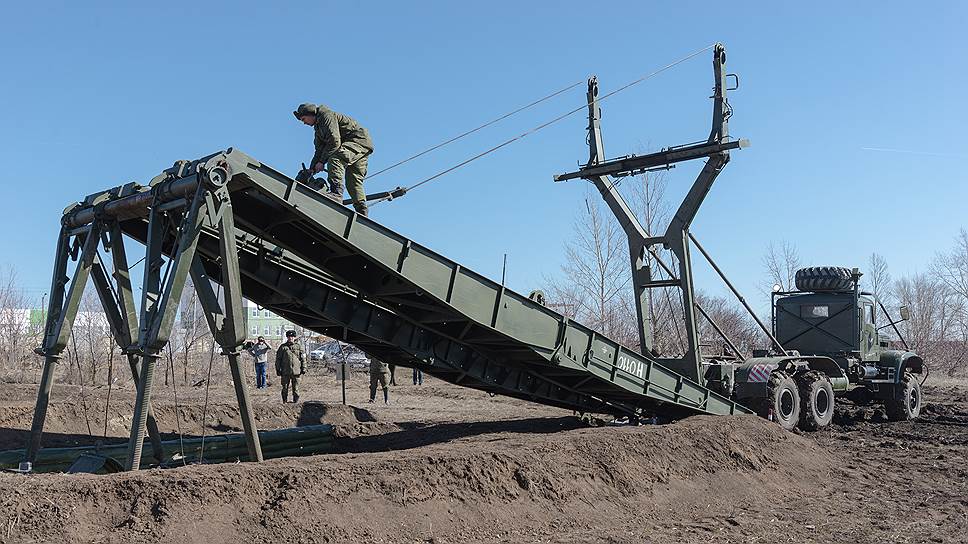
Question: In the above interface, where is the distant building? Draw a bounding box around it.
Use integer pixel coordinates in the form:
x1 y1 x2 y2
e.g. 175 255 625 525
7 300 309 345
0 309 38 334
0 308 108 335
243 300 300 341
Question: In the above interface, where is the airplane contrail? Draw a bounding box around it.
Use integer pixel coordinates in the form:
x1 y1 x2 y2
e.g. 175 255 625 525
861 147 966 158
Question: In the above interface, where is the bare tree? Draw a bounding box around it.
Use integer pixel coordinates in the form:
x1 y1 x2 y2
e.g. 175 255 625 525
867 253 892 305
762 241 801 293
73 290 113 385
547 168 692 354
169 278 214 385
694 291 761 358
893 273 965 376
931 229 968 375
0 267 39 382
935 229 968 306
546 193 637 347
865 252 897 340
628 169 671 241
627 170 687 355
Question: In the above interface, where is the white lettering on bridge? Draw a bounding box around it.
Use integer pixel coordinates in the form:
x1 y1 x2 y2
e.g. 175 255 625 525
616 355 645 378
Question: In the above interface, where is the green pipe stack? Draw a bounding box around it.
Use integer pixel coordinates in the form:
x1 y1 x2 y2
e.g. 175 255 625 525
0 424 335 473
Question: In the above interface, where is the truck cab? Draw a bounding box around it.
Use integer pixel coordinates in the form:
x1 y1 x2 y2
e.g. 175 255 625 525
774 291 879 368
770 266 924 421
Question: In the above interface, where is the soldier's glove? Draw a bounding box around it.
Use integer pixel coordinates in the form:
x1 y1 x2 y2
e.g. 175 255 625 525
295 168 313 183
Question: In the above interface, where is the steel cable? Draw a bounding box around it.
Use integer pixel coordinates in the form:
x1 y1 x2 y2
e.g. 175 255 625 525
364 80 584 181
167 341 187 465
198 281 221 464
372 44 716 205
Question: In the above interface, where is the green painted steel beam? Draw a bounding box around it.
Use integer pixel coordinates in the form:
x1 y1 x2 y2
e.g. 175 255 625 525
72 149 753 418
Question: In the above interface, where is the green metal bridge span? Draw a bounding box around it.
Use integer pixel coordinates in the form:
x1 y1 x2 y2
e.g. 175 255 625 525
25 147 748 471
25 44 753 472
157 149 747 418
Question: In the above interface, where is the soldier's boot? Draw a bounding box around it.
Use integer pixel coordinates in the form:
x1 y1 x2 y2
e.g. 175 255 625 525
353 200 368 217
281 390 288 403
383 388 389 405
293 393 300 403
324 180 344 204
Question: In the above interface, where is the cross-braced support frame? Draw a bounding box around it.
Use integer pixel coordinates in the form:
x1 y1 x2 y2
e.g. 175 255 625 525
24 159 263 471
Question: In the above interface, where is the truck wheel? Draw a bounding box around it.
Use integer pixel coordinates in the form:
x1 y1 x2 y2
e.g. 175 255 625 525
885 373 922 421
797 371 835 431
760 371 801 431
794 266 853 292
845 386 874 406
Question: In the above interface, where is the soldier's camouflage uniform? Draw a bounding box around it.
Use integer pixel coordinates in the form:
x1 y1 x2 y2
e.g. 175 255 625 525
369 358 391 404
275 340 305 403
296 103 374 216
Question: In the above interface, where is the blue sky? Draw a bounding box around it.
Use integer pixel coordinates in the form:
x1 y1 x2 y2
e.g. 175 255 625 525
1 1 965 310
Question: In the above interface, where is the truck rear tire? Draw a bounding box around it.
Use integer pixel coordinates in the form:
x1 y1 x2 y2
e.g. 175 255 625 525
885 373 922 421
760 371 801 431
794 266 853 292
797 371 835 431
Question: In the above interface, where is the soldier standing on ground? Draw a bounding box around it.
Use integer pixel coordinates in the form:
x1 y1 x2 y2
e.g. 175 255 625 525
369 358 391 405
275 330 305 403
293 103 374 216
246 336 272 389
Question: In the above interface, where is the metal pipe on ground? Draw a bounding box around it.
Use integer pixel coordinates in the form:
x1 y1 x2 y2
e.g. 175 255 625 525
0 424 335 472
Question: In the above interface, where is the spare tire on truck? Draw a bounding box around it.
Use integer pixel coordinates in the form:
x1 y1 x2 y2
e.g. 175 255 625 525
795 266 853 292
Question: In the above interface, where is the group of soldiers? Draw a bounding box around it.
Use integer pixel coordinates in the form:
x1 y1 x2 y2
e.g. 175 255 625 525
245 331 397 405
245 330 306 403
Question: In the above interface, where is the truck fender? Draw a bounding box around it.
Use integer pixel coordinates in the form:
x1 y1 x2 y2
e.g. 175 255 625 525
733 356 848 399
732 357 783 401
734 358 780 384
735 356 845 382
879 350 924 383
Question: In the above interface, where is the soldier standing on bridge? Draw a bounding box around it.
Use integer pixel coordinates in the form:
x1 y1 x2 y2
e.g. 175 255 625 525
369 358 391 405
293 103 374 216
275 330 305 403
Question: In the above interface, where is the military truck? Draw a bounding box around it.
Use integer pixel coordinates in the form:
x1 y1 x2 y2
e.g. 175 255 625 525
552 46 926 432
719 266 925 431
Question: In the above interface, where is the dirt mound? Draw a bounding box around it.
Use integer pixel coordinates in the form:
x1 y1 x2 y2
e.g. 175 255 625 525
4 376 966 542
0 415 832 543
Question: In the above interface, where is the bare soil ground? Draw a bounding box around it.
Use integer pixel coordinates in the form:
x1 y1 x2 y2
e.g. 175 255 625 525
0 371 965 543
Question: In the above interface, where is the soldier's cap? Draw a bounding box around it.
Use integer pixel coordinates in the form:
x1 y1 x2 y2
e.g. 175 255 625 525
285 330 297 337
293 103 317 119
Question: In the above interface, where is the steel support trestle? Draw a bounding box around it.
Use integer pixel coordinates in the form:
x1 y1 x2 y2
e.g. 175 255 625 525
25 160 264 471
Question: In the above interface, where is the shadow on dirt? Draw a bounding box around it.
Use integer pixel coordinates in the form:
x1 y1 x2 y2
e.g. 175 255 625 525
335 416 583 454
296 401 375 427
